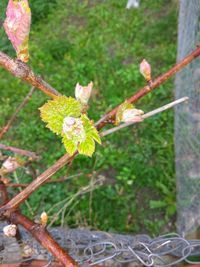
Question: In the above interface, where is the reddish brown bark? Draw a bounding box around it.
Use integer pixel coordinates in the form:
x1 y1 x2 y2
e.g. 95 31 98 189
0 52 61 98
8 211 78 267
95 46 200 129
0 143 40 160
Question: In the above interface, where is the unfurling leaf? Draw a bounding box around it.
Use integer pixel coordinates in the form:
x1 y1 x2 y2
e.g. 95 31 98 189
3 0 31 62
39 96 82 135
122 108 144 123
39 96 101 157
75 82 93 105
115 101 134 125
140 59 151 81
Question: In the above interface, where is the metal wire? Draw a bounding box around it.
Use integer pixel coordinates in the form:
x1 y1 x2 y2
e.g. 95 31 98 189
0 227 200 266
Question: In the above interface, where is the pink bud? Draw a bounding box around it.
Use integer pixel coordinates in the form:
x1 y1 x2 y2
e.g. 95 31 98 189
3 0 31 62
2 157 20 173
140 59 151 81
75 82 93 104
3 224 17 237
122 108 144 123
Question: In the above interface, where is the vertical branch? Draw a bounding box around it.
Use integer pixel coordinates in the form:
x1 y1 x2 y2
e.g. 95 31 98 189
0 87 36 139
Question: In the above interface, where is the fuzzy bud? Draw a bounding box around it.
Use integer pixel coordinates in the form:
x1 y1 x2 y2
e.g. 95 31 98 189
2 157 20 173
3 224 17 237
140 59 151 81
75 82 93 105
3 0 31 62
63 117 85 142
122 108 144 123
40 211 48 226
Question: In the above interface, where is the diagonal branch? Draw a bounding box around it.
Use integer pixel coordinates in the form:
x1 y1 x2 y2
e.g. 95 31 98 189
95 46 200 129
0 87 36 139
0 52 61 98
100 97 189 137
0 47 199 214
0 182 78 267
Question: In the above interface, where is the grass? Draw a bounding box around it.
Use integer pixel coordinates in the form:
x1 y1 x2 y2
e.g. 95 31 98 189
0 0 178 235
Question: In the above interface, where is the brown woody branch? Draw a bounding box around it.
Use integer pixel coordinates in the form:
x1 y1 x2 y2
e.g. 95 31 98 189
0 260 63 267
0 47 200 213
0 152 77 212
0 52 61 98
0 87 36 139
0 143 40 160
95 46 200 129
9 211 78 267
0 182 77 267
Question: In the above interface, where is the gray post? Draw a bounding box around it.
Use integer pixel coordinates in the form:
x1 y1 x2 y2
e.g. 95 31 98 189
175 0 200 237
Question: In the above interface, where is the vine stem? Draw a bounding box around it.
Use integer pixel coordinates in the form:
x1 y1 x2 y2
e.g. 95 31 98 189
95 46 200 129
0 87 36 139
0 143 40 160
0 52 61 98
100 96 189 137
0 182 77 267
0 47 200 213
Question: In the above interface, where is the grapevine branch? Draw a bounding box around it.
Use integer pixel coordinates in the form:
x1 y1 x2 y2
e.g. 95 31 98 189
0 47 199 213
0 182 78 267
0 46 200 214
100 96 189 137
95 46 200 129
0 87 36 139
0 143 40 160
0 52 61 98
0 47 199 266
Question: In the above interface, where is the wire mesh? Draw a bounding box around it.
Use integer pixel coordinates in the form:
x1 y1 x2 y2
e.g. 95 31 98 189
0 226 200 266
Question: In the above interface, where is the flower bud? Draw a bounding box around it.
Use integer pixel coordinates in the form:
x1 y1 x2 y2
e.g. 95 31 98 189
40 211 48 226
3 224 17 237
75 82 93 104
122 108 144 123
140 59 151 81
63 117 85 142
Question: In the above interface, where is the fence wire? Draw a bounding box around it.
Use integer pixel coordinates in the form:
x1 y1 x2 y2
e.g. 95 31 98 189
175 0 200 237
0 227 200 266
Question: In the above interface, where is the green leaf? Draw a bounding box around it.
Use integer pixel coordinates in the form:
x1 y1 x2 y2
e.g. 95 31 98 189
115 101 134 125
62 134 77 156
81 114 101 144
78 136 95 157
39 96 81 135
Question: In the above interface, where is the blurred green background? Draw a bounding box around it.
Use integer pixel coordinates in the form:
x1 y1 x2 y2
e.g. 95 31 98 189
0 0 178 235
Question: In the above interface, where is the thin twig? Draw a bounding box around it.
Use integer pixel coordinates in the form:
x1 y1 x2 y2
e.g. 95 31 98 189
4 173 83 188
0 52 61 98
0 87 36 139
100 97 189 137
0 143 40 160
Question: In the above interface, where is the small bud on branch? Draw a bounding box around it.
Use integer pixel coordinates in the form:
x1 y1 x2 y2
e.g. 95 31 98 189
140 59 152 82
3 0 31 62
